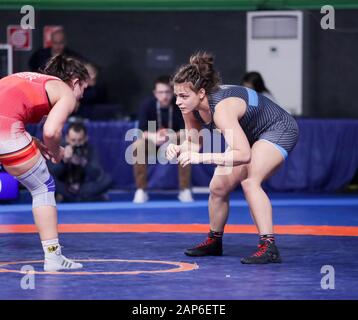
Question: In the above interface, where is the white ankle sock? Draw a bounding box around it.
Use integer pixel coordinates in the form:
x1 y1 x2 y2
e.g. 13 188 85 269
42 238 61 258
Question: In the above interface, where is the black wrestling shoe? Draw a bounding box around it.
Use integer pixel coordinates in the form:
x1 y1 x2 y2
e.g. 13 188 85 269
184 236 223 257
241 240 282 264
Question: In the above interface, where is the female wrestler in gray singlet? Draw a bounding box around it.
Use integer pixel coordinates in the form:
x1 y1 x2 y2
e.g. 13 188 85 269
166 52 299 264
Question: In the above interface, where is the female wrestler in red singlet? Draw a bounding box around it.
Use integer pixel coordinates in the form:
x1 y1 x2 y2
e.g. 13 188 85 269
0 55 89 271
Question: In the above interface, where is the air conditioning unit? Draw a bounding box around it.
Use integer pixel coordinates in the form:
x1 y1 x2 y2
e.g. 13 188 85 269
247 11 303 115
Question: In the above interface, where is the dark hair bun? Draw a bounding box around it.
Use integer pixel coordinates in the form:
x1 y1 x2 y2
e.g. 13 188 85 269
189 52 214 69
42 54 89 84
173 51 220 93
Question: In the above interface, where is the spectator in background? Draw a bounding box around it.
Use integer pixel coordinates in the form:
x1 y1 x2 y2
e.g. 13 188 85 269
81 63 108 105
48 122 112 202
73 62 109 120
29 29 83 72
241 71 276 102
132 75 193 203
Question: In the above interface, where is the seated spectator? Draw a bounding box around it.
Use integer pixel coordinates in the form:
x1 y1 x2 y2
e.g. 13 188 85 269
73 62 109 120
132 75 193 203
48 122 112 202
29 28 83 72
81 63 108 105
241 71 276 102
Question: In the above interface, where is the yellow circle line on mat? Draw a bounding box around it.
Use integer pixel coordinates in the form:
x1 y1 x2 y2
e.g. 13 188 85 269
0 259 199 275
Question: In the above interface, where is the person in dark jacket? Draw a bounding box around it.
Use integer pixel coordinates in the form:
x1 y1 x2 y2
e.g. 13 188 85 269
29 29 83 72
48 122 112 202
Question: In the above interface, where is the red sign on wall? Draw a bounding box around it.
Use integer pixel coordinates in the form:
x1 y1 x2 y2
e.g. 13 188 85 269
7 25 32 51
43 26 63 48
